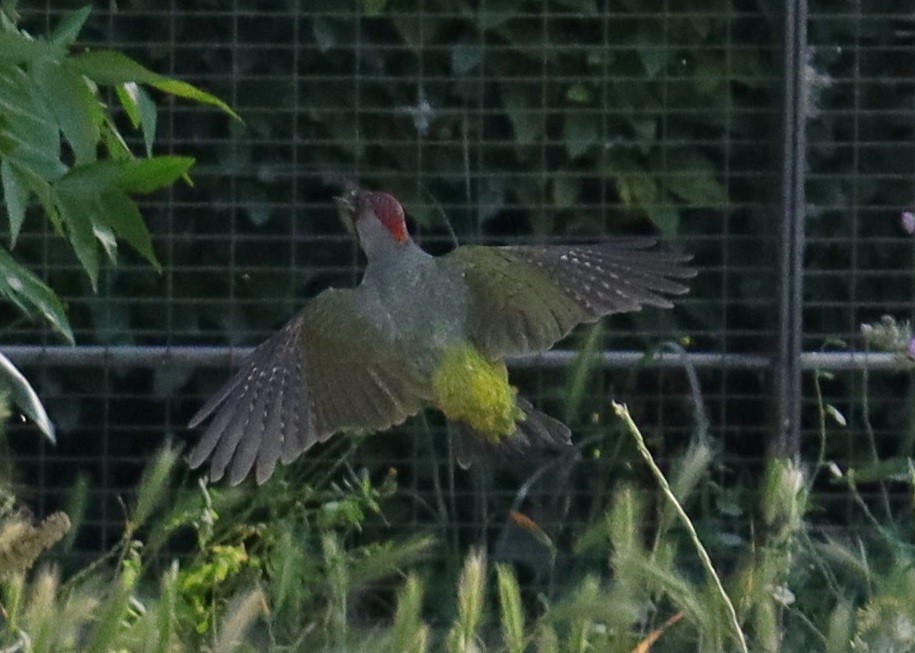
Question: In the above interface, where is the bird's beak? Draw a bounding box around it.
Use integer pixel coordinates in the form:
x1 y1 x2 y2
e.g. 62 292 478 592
334 190 358 239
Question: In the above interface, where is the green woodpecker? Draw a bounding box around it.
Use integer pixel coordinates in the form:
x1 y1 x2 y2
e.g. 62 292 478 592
188 189 693 484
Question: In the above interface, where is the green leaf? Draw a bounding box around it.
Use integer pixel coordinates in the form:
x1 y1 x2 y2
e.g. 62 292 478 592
240 183 270 227
114 156 194 193
0 117 14 151
361 0 387 16
605 151 660 228
31 59 103 164
730 51 768 89
49 5 91 47
99 115 132 160
503 85 542 146
53 163 117 197
96 188 160 270
825 404 847 427
0 124 65 181
631 117 658 144
0 62 66 180
153 77 240 121
478 0 516 30
0 8 15 28
451 42 483 75
56 156 194 197
12 164 58 231
0 351 56 443
0 31 60 64
565 82 592 104
50 156 184 280
638 47 669 79
617 172 659 207
552 175 580 209
563 113 599 159
69 50 240 120
692 52 727 98
134 85 158 157
390 11 430 49
92 218 117 263
646 201 680 236
661 151 727 206
0 245 73 343
497 19 547 61
311 16 337 53
842 458 912 484
325 112 363 158
115 82 141 128
1 158 28 245
55 188 100 289
115 82 157 156
602 148 641 174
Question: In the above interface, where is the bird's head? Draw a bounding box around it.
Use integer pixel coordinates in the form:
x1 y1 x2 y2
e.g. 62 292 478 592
335 189 410 252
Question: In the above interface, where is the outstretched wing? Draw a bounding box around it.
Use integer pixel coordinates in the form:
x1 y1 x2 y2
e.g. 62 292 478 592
187 289 431 485
443 239 693 358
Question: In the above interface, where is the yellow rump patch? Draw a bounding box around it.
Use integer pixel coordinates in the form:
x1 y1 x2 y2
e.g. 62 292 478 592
431 343 524 442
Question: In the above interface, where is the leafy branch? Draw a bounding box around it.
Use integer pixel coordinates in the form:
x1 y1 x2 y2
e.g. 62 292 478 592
0 3 237 344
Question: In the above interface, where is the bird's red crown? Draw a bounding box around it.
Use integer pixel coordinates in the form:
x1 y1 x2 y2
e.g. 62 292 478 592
367 192 409 244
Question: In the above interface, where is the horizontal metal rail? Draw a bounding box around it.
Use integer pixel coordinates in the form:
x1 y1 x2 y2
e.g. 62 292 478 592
0 345 902 372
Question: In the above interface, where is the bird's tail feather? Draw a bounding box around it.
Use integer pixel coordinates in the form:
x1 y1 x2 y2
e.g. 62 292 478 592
453 396 572 469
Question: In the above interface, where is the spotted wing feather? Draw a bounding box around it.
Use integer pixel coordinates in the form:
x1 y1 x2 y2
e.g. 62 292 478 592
188 289 430 485
444 239 693 358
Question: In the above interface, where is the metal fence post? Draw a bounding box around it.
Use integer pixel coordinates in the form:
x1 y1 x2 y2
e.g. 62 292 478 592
775 0 808 458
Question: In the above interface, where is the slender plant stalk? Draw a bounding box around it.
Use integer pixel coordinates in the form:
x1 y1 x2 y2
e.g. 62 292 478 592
860 359 893 520
612 402 749 653
812 368 829 486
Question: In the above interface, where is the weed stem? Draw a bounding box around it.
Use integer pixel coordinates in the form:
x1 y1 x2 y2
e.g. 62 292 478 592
612 402 749 653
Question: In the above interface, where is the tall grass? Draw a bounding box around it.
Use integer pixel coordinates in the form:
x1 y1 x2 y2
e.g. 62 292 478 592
2 359 915 652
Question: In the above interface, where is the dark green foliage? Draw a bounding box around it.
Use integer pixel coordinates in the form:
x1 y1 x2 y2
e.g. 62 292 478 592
3 0 769 350
0 2 233 341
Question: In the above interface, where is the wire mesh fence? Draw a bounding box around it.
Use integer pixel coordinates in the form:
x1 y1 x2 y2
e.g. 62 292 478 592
3 0 914 561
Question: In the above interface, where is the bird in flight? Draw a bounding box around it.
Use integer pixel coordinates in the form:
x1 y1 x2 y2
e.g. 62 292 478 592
188 188 693 484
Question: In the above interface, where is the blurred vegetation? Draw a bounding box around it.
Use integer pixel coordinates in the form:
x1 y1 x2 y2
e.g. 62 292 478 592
2 390 915 651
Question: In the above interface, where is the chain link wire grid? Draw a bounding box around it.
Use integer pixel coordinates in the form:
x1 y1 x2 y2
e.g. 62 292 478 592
14 1 894 568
